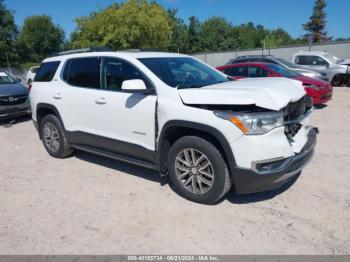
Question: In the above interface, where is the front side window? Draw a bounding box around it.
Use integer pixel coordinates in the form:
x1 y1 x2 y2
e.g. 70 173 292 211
295 55 329 66
0 71 16 84
65 57 100 88
101 57 151 91
226 66 247 77
34 61 60 82
139 57 228 89
247 66 268 78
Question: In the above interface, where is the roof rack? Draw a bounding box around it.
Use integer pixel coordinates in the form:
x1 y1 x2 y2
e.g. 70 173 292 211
120 48 161 52
236 54 274 59
50 47 114 57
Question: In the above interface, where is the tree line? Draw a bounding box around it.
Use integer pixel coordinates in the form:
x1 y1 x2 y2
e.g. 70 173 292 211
0 0 341 68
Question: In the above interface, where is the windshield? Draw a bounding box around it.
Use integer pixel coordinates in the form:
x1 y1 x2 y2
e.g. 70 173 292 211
267 64 300 78
0 72 16 84
275 58 299 68
139 57 229 88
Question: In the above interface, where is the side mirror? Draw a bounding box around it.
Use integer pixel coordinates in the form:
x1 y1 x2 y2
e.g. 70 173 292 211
16 78 22 83
121 79 153 94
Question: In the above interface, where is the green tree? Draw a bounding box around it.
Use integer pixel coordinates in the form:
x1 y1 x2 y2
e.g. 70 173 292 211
185 16 201 53
198 17 237 52
70 0 171 50
303 0 329 43
167 9 187 53
0 0 18 67
236 22 259 49
18 15 65 62
262 28 294 48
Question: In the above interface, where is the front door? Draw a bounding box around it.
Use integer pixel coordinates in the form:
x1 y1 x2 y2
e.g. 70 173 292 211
90 57 157 162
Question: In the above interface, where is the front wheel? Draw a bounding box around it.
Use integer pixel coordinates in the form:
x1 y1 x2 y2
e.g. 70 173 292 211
167 136 232 204
40 114 73 158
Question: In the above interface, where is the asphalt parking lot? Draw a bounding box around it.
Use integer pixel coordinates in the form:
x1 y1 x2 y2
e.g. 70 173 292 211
1 88 350 255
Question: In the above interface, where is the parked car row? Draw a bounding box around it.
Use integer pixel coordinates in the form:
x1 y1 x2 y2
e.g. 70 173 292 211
227 51 350 86
217 62 333 105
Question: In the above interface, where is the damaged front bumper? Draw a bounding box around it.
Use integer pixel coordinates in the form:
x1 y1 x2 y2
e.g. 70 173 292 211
233 127 318 194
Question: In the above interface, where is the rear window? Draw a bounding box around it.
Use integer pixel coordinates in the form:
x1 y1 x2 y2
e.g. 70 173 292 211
34 61 60 82
64 57 100 88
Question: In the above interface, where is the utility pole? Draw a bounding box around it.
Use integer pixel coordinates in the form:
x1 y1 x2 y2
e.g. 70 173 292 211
5 52 11 74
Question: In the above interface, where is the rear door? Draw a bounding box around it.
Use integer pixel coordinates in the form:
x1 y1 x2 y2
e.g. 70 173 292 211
58 57 104 149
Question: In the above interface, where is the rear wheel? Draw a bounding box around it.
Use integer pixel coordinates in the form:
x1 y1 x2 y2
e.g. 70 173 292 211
331 75 341 86
168 136 232 204
40 114 73 158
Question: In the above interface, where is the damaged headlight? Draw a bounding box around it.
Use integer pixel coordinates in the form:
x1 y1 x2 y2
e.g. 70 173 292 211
215 111 284 135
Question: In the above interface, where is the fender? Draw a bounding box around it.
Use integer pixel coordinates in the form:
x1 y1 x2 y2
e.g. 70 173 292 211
156 120 237 178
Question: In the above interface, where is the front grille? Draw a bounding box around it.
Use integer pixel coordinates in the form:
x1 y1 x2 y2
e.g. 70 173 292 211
0 95 28 106
283 96 313 138
283 96 312 122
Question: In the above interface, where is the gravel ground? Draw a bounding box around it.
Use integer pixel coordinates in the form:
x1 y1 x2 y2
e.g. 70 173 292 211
0 88 350 255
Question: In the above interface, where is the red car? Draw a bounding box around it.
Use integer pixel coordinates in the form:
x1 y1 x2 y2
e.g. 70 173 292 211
217 63 333 105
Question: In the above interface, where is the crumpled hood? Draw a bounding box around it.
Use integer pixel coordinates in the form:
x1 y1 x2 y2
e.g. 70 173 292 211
0 83 28 96
340 59 350 65
178 77 306 111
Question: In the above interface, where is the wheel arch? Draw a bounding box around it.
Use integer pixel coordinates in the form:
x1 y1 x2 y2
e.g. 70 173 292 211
156 120 237 180
36 103 65 139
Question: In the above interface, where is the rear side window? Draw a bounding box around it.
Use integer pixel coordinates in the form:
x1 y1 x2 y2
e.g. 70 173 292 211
34 61 60 82
64 57 100 88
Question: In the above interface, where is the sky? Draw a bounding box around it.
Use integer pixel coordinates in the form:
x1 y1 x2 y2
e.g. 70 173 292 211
4 0 350 39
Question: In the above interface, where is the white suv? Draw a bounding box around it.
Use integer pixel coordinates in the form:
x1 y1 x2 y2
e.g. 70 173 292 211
30 48 318 204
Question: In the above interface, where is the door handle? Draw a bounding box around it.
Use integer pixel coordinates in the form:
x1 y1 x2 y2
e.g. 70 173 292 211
53 93 62 99
95 97 107 105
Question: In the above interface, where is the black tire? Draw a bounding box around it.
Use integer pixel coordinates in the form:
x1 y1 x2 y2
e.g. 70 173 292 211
39 114 73 158
167 136 232 204
331 75 341 87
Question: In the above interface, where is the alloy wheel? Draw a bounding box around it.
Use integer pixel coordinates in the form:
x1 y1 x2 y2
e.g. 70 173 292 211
43 122 60 153
175 148 215 194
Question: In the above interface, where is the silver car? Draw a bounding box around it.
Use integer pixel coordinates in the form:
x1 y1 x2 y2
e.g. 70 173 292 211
291 51 350 86
226 55 329 81
0 71 31 120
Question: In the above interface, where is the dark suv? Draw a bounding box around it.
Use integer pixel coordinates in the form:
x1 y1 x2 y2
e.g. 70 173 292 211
0 71 30 120
227 55 328 81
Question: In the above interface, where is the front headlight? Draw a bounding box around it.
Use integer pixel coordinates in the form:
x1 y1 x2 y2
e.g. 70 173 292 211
214 111 284 135
303 84 321 90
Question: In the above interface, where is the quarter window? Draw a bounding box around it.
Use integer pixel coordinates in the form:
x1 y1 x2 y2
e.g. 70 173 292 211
65 57 101 88
34 61 60 82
